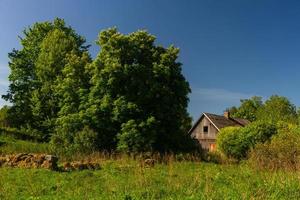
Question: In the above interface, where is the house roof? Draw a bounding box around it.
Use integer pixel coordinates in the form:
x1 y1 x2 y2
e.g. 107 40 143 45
188 112 250 134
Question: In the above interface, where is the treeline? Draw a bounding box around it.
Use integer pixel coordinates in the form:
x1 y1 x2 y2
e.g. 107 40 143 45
1 18 194 154
227 95 298 123
216 95 300 170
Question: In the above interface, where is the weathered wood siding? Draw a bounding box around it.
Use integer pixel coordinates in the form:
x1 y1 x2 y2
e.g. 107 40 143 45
191 116 218 150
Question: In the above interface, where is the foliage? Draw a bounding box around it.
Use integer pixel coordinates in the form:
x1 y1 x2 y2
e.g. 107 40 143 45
0 106 10 127
72 126 98 154
227 95 298 124
3 20 193 153
257 95 298 124
117 117 157 152
216 127 246 160
249 124 300 171
3 18 88 129
217 121 277 160
0 126 43 142
84 28 192 152
227 96 263 122
31 24 91 136
242 121 277 145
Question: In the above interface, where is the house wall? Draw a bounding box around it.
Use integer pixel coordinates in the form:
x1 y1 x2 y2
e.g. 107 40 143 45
191 116 219 150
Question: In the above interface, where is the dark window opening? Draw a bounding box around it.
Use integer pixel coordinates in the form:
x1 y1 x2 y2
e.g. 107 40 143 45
203 126 208 133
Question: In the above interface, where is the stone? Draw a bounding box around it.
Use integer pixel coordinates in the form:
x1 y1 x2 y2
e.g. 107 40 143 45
144 158 156 167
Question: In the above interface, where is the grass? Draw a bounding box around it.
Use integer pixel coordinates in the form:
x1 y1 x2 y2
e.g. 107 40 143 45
0 135 300 199
0 159 300 199
0 134 50 155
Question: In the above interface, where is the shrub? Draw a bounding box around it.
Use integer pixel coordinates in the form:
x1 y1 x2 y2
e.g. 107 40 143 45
0 106 10 127
242 121 277 146
72 126 98 154
248 124 300 171
50 126 97 156
217 121 277 160
217 127 246 160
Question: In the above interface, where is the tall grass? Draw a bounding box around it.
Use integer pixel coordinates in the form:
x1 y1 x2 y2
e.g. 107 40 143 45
0 135 51 155
0 159 299 199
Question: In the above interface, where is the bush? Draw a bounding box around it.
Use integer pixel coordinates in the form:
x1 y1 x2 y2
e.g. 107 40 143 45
248 124 300 171
217 121 277 160
242 121 277 146
50 126 97 156
0 106 10 127
72 126 98 154
217 127 246 160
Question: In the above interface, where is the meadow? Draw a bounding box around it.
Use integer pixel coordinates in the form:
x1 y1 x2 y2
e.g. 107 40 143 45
0 135 300 200
1 159 300 199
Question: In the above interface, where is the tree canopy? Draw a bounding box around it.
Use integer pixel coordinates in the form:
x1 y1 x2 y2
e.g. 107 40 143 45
3 20 194 153
227 96 263 122
227 95 298 124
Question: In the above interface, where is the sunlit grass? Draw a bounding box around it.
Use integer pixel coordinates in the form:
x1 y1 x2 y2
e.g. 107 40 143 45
0 135 50 155
0 135 300 199
0 160 300 199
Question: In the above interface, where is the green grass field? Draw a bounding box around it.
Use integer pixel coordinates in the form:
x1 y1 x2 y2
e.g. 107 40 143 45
1 135 300 200
1 160 300 199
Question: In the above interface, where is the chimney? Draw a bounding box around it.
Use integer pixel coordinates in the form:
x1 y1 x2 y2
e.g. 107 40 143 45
224 111 230 119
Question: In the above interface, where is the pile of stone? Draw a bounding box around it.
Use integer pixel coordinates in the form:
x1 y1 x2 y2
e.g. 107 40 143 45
62 161 101 171
0 153 58 170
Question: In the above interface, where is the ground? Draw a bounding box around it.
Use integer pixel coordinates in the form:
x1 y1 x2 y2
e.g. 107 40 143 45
1 161 300 199
0 135 300 200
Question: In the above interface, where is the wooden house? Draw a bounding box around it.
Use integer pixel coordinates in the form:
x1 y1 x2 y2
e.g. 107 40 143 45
189 112 249 151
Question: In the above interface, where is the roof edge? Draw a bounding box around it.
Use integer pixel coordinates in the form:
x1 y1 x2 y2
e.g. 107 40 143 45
203 113 221 131
188 112 221 134
188 113 205 134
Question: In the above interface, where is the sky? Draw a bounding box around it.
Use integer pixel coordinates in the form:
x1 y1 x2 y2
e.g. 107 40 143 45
1 0 300 121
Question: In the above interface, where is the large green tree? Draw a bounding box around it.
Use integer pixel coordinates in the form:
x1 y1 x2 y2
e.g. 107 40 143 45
4 21 193 153
31 28 90 135
3 18 89 136
83 28 192 152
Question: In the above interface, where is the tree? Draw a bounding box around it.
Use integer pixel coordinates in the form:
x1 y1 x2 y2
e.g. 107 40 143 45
3 18 88 130
31 28 90 135
228 96 263 122
4 21 193 153
85 28 192 152
50 50 92 148
257 95 297 124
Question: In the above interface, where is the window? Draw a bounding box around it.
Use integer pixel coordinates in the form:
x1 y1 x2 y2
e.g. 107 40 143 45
203 126 208 133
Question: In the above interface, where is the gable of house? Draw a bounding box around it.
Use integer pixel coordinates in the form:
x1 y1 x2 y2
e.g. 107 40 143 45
189 112 250 151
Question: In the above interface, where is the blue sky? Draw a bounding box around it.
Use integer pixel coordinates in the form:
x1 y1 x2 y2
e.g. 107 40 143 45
1 0 300 121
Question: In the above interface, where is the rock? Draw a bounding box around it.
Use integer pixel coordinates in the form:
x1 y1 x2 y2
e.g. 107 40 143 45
63 162 73 171
45 155 58 162
62 161 101 171
144 158 156 167
0 154 58 170
12 153 28 163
